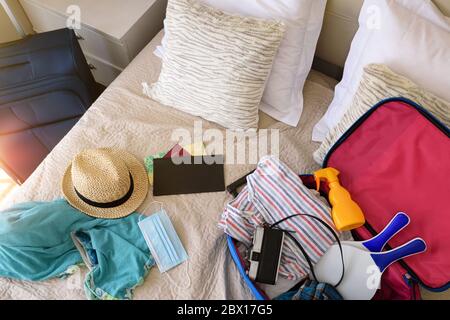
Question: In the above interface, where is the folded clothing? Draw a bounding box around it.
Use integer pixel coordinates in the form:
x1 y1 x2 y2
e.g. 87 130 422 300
219 156 340 281
275 280 343 300
0 200 154 300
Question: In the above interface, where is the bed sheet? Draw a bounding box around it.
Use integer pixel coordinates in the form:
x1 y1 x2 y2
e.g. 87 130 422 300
0 31 338 300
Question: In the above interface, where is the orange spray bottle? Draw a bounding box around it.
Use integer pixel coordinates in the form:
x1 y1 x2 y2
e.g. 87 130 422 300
314 168 365 231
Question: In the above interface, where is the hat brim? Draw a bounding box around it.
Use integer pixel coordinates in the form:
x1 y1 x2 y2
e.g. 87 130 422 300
62 149 149 219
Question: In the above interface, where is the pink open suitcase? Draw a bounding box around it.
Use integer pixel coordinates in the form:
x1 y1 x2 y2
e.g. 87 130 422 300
227 97 450 300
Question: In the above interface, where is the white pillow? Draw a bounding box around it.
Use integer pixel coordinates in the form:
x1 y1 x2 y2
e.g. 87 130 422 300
146 0 285 130
312 0 450 142
156 0 327 127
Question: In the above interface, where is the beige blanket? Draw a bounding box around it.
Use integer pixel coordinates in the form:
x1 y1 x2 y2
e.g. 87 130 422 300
0 31 338 300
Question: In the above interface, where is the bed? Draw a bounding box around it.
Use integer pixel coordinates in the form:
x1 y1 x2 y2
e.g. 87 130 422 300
3 0 449 299
0 31 338 300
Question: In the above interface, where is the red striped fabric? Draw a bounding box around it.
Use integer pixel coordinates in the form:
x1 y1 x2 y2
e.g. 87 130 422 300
219 156 340 281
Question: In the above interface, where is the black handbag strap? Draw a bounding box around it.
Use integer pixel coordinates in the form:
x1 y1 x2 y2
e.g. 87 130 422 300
270 214 345 288
229 171 345 287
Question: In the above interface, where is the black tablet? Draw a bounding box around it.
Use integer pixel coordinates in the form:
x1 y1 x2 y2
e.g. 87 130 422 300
153 155 225 196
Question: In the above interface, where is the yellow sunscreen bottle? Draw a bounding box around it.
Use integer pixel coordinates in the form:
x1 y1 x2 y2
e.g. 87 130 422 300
314 168 365 231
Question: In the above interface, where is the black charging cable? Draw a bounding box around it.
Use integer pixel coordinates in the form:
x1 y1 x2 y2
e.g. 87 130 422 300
269 213 345 288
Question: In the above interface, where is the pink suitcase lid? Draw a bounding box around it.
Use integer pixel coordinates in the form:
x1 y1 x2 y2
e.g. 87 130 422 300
325 97 450 291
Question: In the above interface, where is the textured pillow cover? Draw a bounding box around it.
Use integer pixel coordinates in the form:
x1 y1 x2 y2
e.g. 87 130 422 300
155 0 328 127
313 64 450 164
146 0 285 130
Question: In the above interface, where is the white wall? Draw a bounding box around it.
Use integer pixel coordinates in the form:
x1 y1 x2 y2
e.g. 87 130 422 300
0 0 33 43
317 0 450 68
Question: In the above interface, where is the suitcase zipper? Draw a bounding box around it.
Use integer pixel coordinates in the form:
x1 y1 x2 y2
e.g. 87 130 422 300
403 273 420 300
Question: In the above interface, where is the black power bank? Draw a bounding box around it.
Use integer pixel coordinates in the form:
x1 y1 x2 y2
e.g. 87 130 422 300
249 227 285 285
153 155 225 196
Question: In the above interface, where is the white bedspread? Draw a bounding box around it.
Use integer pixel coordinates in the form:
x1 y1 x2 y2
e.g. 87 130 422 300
0 31 338 300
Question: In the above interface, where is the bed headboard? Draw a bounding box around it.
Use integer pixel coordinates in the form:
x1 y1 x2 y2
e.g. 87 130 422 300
313 0 450 79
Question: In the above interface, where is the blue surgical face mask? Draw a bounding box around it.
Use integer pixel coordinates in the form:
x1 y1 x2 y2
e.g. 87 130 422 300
138 209 188 273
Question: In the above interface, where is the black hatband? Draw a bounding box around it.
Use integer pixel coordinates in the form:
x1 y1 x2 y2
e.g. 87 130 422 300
74 173 134 208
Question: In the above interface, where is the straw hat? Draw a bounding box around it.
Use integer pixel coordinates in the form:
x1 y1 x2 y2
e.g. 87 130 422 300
62 148 148 219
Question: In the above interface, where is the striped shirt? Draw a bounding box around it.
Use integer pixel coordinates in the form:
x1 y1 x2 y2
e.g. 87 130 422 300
219 156 339 281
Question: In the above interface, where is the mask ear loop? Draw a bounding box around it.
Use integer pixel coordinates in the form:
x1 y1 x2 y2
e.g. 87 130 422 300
163 262 191 290
138 201 165 222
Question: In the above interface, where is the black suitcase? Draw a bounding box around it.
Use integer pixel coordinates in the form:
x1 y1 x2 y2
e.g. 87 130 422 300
0 28 100 183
